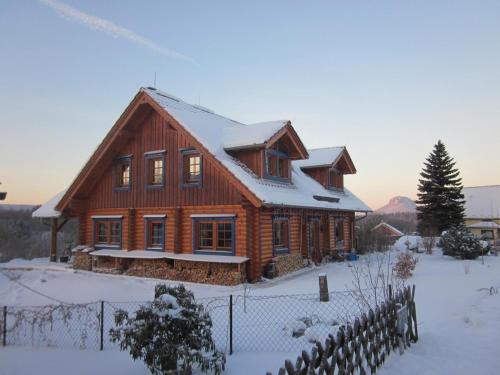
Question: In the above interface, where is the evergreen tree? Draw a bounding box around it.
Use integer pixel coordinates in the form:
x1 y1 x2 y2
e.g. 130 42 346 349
416 140 465 234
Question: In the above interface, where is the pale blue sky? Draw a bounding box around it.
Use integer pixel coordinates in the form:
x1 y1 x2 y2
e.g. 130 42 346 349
1 0 499 208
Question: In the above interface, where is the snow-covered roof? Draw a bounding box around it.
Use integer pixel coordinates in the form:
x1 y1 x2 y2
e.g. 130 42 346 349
466 221 500 229
32 190 67 218
223 120 288 149
294 147 345 169
370 221 404 236
144 87 371 212
463 185 500 219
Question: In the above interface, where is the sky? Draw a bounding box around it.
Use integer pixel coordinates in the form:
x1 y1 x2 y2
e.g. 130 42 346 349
0 0 499 210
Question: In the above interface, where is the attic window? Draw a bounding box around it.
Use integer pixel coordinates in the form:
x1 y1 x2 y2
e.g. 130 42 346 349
145 151 165 188
114 156 132 191
328 168 343 191
181 149 202 187
265 142 290 182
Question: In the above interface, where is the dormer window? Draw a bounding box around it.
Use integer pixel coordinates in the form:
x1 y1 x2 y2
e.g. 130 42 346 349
181 149 202 187
265 141 290 182
328 168 343 192
114 156 132 191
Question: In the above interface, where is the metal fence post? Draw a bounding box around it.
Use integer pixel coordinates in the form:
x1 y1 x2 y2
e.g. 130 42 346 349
229 295 233 355
2 306 6 347
100 301 104 351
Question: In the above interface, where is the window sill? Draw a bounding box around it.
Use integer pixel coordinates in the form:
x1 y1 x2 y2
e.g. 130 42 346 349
146 247 164 252
263 175 291 184
194 249 234 256
327 187 344 193
146 184 164 190
273 247 290 255
114 186 131 192
182 182 202 188
95 244 121 249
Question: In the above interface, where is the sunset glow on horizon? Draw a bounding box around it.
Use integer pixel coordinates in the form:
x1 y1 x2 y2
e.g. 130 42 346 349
1 1 499 210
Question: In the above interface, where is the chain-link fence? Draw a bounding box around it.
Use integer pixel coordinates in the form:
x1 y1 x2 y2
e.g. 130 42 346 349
0 287 385 354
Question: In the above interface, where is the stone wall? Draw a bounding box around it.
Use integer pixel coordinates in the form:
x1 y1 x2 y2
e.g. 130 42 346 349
273 252 304 277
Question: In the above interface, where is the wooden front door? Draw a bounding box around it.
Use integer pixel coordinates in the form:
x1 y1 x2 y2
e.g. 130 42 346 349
308 219 321 264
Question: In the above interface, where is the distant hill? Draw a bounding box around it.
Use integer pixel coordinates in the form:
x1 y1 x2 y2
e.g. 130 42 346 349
0 204 38 212
376 196 416 214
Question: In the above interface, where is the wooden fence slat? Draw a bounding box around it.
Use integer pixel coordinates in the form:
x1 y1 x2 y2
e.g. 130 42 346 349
269 285 418 375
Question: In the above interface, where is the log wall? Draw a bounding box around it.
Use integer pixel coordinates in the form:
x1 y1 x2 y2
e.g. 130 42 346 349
85 111 243 209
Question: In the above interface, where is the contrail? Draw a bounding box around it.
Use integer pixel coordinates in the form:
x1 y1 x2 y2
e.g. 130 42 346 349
39 0 198 65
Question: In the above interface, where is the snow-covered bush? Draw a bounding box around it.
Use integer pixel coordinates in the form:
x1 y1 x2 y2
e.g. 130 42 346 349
393 235 422 252
109 284 225 375
392 251 418 279
441 225 482 260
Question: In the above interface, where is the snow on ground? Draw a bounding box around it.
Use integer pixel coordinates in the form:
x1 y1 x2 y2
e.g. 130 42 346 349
1 251 500 374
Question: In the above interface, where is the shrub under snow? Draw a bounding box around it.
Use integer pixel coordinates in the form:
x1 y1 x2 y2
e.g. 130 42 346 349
109 284 225 375
441 225 482 260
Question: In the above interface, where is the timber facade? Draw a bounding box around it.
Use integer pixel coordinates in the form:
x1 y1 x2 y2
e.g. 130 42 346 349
36 88 370 285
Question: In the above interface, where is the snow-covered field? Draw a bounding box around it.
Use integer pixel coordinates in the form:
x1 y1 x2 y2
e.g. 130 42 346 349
1 248 500 375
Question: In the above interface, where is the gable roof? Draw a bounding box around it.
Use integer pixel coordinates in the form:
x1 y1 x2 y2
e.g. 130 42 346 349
370 221 404 236
294 146 356 173
463 185 500 219
53 87 371 215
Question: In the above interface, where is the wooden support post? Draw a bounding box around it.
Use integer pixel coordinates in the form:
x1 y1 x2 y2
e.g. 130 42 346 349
50 218 58 262
319 273 329 302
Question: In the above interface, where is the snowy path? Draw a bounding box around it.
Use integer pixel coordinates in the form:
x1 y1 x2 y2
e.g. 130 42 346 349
1 253 500 374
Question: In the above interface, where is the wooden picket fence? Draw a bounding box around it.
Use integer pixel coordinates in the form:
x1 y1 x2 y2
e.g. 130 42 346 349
267 285 418 375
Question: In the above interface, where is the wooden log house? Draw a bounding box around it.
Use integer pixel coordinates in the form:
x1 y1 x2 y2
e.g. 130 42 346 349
33 88 371 285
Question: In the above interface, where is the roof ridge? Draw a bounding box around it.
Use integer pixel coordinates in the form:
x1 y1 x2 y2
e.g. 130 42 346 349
307 146 345 151
247 120 289 126
142 87 246 127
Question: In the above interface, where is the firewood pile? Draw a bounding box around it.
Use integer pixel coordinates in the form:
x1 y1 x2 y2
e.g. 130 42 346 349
273 253 304 276
73 252 93 271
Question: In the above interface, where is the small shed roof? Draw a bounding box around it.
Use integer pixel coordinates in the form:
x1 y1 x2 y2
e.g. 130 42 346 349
32 190 66 218
370 221 404 236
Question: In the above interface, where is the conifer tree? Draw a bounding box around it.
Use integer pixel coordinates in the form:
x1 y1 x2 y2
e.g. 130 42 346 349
416 140 465 234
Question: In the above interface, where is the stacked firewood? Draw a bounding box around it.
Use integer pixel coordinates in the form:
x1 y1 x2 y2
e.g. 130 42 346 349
273 253 304 276
73 252 93 271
